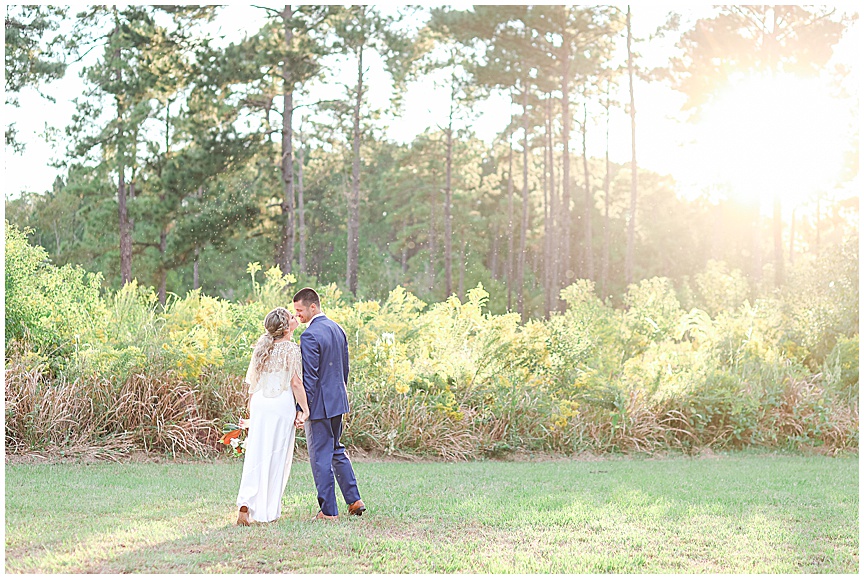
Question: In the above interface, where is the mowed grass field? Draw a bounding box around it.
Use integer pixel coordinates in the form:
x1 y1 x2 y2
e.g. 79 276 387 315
4 453 858 573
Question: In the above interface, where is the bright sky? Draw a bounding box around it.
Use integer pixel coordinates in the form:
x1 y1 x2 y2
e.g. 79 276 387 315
3 4 860 217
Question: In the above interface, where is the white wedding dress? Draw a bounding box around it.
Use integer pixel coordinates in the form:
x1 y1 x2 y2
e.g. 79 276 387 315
236 340 302 523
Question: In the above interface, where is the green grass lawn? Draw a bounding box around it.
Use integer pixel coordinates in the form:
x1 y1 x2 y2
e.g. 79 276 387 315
4 452 858 573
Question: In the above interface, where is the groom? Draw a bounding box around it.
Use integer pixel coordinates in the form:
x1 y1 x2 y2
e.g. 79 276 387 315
292 287 365 521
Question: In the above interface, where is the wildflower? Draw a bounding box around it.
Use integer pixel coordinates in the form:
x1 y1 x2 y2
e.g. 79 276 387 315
219 429 241 445
220 422 247 455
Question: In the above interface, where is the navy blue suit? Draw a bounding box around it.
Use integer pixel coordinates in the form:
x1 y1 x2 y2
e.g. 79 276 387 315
300 314 361 516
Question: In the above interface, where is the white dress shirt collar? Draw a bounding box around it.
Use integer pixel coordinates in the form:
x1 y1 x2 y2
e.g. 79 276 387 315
310 311 326 323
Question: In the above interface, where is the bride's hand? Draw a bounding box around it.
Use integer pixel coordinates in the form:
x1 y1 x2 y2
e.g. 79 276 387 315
294 410 307 428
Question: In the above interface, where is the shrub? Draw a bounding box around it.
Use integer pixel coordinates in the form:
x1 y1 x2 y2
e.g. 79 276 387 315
822 335 859 402
693 260 750 317
4 231 859 459
4 222 107 362
623 277 683 356
547 281 617 383
782 234 859 365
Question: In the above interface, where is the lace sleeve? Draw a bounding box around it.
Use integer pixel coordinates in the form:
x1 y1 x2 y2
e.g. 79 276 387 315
250 342 301 398
289 343 303 385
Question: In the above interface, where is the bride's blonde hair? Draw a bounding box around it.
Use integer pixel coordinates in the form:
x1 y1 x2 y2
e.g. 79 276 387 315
251 307 291 374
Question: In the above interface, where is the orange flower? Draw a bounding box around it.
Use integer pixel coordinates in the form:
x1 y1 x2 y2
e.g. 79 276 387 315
219 429 241 445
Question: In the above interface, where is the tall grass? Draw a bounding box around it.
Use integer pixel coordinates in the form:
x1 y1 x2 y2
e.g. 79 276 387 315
7 353 855 459
4 356 237 458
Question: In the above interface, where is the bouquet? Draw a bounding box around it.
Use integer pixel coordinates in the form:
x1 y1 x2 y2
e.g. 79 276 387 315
219 418 249 455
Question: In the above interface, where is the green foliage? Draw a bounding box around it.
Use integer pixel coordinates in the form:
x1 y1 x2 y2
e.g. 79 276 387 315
5 6 859 459
692 259 750 317
623 277 683 354
4 231 859 458
5 5 858 328
546 279 620 397
822 334 859 402
4 6 67 151
669 6 847 110
781 235 859 366
4 222 107 361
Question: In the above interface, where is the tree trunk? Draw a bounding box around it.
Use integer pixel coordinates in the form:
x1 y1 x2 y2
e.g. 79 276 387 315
543 94 552 318
490 222 499 281
192 185 203 290
750 204 762 292
52 220 61 255
788 205 796 265
601 83 611 299
118 160 131 285
347 42 363 295
459 235 466 301
128 181 136 246
518 84 530 320
428 186 436 294
444 79 454 297
506 108 515 312
581 100 594 281
401 221 408 274
113 12 132 286
773 194 784 286
815 195 821 253
560 35 573 299
532 241 539 284
128 131 138 263
297 141 306 273
280 5 295 274
625 5 638 286
193 246 200 290
548 96 560 311
158 227 168 305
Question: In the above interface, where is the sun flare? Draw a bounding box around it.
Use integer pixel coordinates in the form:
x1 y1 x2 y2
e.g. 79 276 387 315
688 73 850 210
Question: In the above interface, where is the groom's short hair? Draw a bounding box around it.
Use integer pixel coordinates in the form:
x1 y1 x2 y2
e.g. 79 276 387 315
293 287 321 307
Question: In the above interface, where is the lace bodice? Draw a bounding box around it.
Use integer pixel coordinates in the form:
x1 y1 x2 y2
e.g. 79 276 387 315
244 341 303 398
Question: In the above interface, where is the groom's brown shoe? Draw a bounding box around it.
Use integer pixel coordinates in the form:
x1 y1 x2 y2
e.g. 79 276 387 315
314 511 338 521
237 506 251 526
347 499 366 516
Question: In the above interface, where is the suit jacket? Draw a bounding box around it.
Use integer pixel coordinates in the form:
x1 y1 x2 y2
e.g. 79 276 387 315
300 314 350 420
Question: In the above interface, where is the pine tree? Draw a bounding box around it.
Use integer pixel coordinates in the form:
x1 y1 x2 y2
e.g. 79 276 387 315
5 6 67 152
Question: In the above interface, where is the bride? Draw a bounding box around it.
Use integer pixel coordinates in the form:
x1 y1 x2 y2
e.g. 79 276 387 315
235 307 310 525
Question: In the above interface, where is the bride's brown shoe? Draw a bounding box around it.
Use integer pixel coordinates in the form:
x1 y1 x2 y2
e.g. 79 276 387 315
237 506 251 526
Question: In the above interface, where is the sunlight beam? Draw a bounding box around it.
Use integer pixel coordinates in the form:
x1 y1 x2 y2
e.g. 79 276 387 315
684 73 850 213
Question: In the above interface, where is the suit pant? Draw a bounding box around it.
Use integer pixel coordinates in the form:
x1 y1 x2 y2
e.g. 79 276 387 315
305 415 361 516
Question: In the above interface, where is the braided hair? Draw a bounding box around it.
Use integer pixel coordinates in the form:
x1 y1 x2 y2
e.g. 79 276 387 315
251 307 291 375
